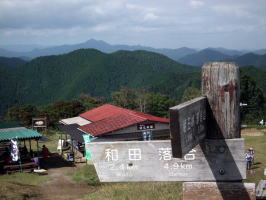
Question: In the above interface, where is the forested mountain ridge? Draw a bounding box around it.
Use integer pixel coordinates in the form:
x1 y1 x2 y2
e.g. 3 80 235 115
1 40 266 70
0 49 201 115
0 39 197 61
0 57 27 67
178 49 266 69
232 53 266 69
178 49 231 66
1 49 265 124
240 66 266 93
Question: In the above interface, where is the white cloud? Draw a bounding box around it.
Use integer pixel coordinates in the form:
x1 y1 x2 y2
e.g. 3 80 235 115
189 0 204 8
133 26 159 32
90 24 113 32
209 25 256 33
211 5 253 19
144 13 159 21
0 0 265 49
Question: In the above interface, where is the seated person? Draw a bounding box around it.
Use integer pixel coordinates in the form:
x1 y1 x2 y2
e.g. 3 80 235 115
32 153 40 169
3 148 12 164
20 146 30 161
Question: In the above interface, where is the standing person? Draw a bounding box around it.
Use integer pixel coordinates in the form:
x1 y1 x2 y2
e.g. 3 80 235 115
249 147 255 164
41 145 50 169
245 150 253 170
41 145 49 158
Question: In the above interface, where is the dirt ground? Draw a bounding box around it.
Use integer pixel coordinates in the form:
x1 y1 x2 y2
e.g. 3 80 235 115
35 167 88 200
32 154 91 200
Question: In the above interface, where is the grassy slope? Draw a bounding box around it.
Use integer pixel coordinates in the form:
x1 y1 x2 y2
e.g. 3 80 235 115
0 173 47 200
72 165 182 200
84 182 182 200
243 134 266 183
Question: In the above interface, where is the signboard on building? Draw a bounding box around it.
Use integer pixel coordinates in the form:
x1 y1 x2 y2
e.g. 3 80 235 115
88 139 245 182
137 123 155 130
170 96 207 158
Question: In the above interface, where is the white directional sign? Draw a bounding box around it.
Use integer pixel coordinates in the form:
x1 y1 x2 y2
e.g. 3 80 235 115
88 139 245 182
170 96 207 158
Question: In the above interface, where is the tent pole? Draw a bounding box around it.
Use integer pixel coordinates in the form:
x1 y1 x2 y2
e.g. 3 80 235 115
29 139 32 157
19 152 23 172
71 139 75 163
60 131 63 156
37 140 39 155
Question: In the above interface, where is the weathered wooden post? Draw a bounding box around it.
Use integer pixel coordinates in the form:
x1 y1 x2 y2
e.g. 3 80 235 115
182 62 255 200
201 62 240 139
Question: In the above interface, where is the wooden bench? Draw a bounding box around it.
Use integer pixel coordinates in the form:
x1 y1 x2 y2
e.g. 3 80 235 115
3 162 37 174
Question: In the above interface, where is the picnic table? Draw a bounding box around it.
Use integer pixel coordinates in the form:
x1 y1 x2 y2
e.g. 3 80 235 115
3 162 37 174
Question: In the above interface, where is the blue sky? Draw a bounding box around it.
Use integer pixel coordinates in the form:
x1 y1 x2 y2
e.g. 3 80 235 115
0 0 266 49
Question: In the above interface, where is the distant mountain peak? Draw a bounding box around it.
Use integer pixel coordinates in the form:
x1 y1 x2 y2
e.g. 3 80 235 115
85 39 109 44
0 39 265 65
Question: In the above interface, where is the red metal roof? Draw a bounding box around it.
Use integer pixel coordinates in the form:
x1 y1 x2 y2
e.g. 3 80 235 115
80 113 145 136
80 104 169 123
80 104 128 122
79 104 169 136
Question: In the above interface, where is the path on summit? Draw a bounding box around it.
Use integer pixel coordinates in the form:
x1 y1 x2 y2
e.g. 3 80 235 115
36 167 88 200
33 154 90 200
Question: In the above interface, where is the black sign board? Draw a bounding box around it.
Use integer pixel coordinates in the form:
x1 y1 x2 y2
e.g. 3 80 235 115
170 96 207 158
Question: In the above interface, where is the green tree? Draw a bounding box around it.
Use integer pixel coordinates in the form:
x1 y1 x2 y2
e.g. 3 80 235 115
111 88 177 118
5 104 39 126
240 74 265 123
4 106 20 122
41 100 85 126
181 87 201 103
146 93 177 117
78 94 103 111
111 87 138 110
136 89 149 113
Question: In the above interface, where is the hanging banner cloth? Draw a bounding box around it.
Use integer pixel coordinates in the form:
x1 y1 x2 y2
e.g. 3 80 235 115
10 138 19 162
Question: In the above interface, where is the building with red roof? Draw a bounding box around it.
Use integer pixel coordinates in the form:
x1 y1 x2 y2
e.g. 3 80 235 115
79 104 170 140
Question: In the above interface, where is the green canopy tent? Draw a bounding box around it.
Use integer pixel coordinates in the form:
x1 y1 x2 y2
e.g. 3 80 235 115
0 127 42 157
0 128 42 141
0 127 42 173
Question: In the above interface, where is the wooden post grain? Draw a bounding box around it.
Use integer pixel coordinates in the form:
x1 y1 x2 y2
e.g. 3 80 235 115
202 62 240 139
183 62 255 200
